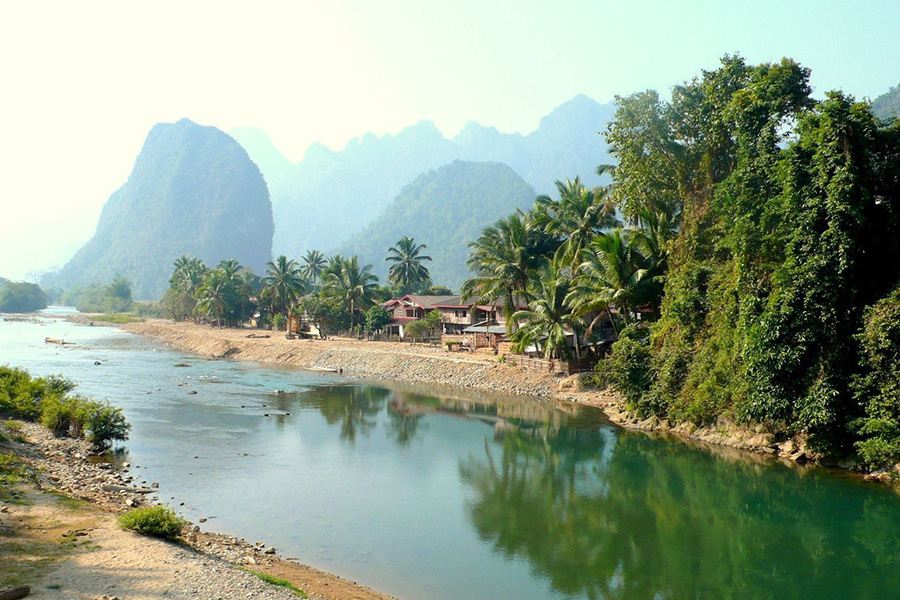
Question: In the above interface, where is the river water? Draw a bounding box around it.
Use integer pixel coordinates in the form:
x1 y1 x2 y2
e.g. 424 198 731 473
3 310 900 599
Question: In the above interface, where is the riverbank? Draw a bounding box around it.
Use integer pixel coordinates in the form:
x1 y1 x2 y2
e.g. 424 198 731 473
122 319 560 398
118 319 895 479
0 419 398 600
121 320 798 456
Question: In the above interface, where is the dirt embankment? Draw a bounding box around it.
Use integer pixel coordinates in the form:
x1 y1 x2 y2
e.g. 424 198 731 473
123 320 560 398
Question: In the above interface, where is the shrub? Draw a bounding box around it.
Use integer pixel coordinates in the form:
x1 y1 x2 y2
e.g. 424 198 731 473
118 506 185 540
40 395 83 436
594 326 653 410
80 400 130 449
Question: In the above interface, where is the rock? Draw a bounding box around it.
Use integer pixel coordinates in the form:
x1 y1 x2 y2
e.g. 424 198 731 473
264 547 276 554
199 517 207 523
94 360 102 366
0 586 31 600
187 390 198 395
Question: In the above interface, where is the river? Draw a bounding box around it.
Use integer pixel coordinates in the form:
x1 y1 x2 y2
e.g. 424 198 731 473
3 310 900 599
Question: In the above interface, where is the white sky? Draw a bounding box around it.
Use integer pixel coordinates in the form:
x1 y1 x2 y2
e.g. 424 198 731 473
1 0 898 280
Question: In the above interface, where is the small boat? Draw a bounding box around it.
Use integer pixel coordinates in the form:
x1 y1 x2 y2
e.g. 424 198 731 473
44 337 75 345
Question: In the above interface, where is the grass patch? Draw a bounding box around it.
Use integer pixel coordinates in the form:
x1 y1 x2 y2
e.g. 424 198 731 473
93 313 144 324
118 506 185 541
238 567 307 597
0 452 32 502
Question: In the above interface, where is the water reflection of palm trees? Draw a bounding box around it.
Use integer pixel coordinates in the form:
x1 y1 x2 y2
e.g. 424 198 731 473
460 428 900 600
298 385 390 442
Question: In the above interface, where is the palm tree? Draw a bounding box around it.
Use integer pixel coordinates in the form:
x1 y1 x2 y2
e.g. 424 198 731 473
262 255 307 324
300 250 327 287
170 255 208 295
533 178 619 273
386 236 432 295
462 211 543 325
194 269 231 327
322 256 379 330
510 259 583 360
567 229 648 337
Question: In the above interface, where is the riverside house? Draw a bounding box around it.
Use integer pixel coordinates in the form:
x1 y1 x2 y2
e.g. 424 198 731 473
382 294 528 350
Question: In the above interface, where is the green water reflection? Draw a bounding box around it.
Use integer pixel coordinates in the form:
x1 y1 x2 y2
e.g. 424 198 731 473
459 421 900 599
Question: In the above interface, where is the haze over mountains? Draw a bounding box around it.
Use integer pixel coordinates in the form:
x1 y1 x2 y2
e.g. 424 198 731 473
48 84 898 301
231 94 614 260
339 161 536 290
45 119 273 300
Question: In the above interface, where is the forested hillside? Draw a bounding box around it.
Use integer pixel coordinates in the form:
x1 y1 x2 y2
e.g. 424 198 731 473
339 161 536 291
872 83 900 120
45 119 273 300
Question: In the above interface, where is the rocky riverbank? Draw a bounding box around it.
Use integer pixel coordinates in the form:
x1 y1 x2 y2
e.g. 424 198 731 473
123 320 560 398
0 420 398 600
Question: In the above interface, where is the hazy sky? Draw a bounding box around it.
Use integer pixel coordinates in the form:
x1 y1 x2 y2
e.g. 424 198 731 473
1 0 898 280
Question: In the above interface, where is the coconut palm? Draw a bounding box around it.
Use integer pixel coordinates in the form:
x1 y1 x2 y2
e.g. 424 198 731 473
510 259 583 359
194 269 231 327
170 255 208 294
462 211 544 325
322 256 379 329
262 255 307 323
567 229 648 336
386 236 432 295
533 178 619 273
300 250 327 287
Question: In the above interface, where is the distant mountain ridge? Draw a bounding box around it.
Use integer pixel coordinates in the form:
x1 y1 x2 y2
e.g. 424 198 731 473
46 119 273 300
339 161 536 291
231 94 615 260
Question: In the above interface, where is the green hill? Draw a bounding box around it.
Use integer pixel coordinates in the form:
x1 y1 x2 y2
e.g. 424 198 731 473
872 83 900 120
45 119 273 300
339 161 536 291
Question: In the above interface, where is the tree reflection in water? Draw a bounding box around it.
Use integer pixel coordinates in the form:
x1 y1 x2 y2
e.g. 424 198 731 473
459 421 900 600
296 385 390 443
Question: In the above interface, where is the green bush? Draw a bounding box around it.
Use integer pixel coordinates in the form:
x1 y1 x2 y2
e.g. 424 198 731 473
0 366 128 449
81 400 130 449
118 506 185 540
594 326 654 411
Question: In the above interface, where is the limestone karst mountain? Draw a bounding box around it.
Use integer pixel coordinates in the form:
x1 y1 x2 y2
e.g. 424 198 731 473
46 119 273 300
233 95 614 260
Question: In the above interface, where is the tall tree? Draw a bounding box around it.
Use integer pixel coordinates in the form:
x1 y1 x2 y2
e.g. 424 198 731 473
262 255 306 323
533 178 618 272
462 211 550 324
322 256 379 328
510 259 582 360
300 250 327 287
386 236 432 295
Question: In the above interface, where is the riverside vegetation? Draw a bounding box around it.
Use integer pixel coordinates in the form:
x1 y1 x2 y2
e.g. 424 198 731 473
459 55 900 472
0 366 129 450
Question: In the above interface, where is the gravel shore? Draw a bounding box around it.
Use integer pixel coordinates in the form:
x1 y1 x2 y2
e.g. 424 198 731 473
1 420 397 600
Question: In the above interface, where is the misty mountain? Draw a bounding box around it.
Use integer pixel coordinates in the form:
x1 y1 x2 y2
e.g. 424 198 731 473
339 161 536 291
872 83 900 120
234 95 614 260
45 119 273 300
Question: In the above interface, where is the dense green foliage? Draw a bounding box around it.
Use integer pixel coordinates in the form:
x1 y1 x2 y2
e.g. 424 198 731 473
118 506 185 540
45 119 273 300
340 161 537 291
0 280 48 313
596 56 900 463
0 366 129 449
61 275 135 313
